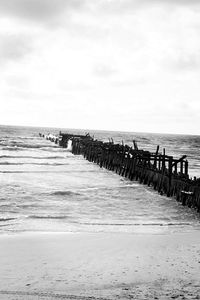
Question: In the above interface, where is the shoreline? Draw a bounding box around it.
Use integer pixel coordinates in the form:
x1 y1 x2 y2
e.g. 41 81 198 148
0 231 200 299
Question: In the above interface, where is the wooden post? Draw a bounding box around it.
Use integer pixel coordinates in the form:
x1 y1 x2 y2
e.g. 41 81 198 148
168 157 173 197
153 145 159 169
158 155 162 171
185 160 188 176
133 140 138 151
181 191 187 206
180 160 184 174
174 160 177 174
162 148 166 171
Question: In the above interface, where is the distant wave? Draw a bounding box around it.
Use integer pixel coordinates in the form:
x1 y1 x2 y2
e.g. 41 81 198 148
0 169 98 174
26 218 193 226
0 155 66 159
12 136 39 140
191 163 200 168
78 222 192 226
28 215 69 220
50 190 80 196
14 204 38 209
120 184 140 188
39 148 72 153
0 217 16 222
0 171 73 174
1 144 58 150
78 184 140 193
0 162 67 166
0 137 38 144
2 147 20 151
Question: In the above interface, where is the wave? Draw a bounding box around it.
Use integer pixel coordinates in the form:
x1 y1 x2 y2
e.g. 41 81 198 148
78 222 192 226
0 155 66 159
1 143 68 153
50 190 80 196
0 162 67 166
2 146 21 151
1 144 58 151
77 184 139 193
0 217 16 222
11 136 40 140
28 215 69 220
120 184 140 188
0 290 110 299
17 204 42 209
0 171 73 174
25 217 193 226
39 148 71 153
0 170 98 174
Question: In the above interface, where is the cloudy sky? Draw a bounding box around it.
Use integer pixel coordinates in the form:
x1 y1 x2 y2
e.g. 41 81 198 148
0 0 200 134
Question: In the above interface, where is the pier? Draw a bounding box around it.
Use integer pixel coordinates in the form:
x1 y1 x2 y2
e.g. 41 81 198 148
40 132 200 213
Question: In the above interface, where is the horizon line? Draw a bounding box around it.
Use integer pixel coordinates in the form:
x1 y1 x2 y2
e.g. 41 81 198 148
0 123 199 137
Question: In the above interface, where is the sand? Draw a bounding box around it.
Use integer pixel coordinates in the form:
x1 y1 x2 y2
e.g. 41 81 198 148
0 231 200 299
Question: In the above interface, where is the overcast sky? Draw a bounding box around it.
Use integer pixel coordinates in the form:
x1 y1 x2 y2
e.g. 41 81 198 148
0 0 200 134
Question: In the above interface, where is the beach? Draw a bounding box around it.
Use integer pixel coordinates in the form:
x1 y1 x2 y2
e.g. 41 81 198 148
0 231 200 299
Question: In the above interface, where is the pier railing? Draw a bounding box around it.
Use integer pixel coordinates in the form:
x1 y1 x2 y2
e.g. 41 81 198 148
40 132 200 212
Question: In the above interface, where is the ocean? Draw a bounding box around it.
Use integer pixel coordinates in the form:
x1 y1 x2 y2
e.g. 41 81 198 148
0 124 200 234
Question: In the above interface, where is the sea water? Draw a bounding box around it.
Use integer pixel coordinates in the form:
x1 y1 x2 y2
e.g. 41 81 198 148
0 124 200 234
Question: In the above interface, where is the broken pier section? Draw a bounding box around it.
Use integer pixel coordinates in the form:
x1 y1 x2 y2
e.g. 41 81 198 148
40 132 200 213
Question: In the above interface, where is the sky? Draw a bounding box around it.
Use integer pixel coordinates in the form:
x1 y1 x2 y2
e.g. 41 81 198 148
0 0 200 134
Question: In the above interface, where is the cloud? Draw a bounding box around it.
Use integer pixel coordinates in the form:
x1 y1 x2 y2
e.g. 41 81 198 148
93 64 117 78
146 0 200 4
1 0 199 25
94 0 200 15
173 53 200 70
0 34 32 64
0 0 84 24
151 0 200 4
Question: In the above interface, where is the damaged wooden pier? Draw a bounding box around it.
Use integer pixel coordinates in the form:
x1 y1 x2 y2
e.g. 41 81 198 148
40 132 200 212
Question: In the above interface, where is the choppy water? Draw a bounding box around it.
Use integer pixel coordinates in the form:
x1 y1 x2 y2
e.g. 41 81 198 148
0 124 200 234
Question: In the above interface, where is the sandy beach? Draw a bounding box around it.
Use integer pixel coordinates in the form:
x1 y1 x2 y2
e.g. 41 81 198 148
0 231 200 299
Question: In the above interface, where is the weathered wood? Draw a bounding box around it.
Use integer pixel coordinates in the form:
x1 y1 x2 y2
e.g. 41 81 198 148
185 160 188 176
168 157 173 197
153 145 159 169
133 140 138 151
172 155 187 167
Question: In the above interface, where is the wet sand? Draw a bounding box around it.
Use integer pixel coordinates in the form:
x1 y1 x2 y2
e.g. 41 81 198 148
0 231 200 299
